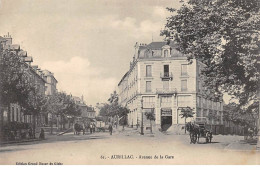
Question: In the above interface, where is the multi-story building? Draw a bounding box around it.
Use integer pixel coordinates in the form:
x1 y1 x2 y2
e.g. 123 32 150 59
71 96 96 119
42 70 58 96
0 33 58 140
118 41 223 133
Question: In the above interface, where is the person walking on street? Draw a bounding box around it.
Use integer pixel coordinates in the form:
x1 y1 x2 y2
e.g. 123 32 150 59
108 124 113 135
39 128 45 140
90 123 93 134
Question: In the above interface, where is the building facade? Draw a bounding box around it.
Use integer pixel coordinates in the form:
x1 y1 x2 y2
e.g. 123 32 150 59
42 70 58 96
118 41 223 133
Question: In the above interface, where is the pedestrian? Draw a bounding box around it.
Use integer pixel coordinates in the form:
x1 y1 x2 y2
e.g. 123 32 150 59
39 128 45 140
93 123 96 133
108 124 113 135
82 123 85 135
90 123 93 134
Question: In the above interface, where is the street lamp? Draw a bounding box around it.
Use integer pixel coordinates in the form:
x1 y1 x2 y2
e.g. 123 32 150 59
141 99 144 135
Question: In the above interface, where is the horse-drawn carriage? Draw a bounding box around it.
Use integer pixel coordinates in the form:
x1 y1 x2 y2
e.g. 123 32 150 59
186 120 213 144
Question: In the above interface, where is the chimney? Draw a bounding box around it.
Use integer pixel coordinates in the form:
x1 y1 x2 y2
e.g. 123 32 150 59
4 32 12 45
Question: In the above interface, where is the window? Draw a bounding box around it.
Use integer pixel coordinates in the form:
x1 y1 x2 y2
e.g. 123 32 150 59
181 64 188 76
16 108 19 122
197 108 201 117
164 65 169 77
181 80 187 91
143 96 155 103
161 96 172 103
12 107 15 122
164 50 168 57
146 81 152 92
146 65 152 77
163 80 169 90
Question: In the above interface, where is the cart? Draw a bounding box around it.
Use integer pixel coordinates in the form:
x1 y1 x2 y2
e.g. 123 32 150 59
196 120 213 143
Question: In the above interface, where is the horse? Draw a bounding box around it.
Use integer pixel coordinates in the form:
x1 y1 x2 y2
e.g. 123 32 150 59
74 123 85 135
186 122 201 144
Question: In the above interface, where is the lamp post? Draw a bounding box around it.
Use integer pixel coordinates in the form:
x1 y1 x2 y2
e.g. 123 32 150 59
141 99 144 135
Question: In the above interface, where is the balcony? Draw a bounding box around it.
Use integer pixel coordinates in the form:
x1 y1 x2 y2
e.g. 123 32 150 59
160 72 173 80
156 88 177 95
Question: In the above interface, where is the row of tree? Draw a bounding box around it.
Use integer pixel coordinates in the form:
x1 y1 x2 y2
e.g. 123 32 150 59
0 44 82 138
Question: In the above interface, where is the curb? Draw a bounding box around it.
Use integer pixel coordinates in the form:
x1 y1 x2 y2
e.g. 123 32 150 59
0 139 44 146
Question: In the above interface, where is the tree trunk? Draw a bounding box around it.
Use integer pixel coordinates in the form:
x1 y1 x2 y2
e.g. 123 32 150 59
150 119 152 133
33 115 36 139
50 114 53 135
185 118 186 134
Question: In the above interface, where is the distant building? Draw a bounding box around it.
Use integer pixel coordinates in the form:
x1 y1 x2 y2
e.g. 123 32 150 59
42 70 58 96
71 96 96 119
118 41 223 133
94 103 106 117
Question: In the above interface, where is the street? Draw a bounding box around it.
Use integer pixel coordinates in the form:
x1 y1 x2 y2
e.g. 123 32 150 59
0 128 259 165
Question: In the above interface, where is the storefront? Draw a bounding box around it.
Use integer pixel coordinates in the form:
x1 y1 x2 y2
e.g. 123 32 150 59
161 108 172 131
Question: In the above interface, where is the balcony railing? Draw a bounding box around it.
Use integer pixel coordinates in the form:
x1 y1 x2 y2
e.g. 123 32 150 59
156 88 176 95
160 72 173 80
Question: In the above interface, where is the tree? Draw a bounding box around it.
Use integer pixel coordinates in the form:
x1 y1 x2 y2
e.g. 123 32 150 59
179 106 195 133
118 106 130 130
162 0 259 109
0 49 35 119
145 108 156 133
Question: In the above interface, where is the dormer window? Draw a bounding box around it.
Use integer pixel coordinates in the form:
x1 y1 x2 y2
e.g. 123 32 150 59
164 50 168 57
162 45 171 58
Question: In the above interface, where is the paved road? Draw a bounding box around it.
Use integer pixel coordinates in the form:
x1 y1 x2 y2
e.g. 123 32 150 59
0 129 259 165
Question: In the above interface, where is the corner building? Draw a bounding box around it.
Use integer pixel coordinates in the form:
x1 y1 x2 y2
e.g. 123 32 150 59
118 41 223 133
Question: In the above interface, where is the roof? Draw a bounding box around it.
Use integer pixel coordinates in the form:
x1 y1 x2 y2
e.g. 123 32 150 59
32 65 38 69
146 41 176 49
3 44 20 50
118 71 128 86
18 51 27 57
24 56 33 62
0 36 7 42
72 96 81 102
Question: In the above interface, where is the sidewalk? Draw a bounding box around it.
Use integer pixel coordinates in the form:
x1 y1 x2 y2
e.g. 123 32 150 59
0 138 43 146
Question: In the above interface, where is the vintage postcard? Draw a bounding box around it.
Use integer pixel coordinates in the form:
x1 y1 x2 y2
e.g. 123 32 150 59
0 0 259 165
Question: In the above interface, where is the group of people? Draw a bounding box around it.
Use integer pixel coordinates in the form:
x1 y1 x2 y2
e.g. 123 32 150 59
89 122 96 134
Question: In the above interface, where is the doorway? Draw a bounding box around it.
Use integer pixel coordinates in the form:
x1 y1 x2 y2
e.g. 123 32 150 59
161 108 172 131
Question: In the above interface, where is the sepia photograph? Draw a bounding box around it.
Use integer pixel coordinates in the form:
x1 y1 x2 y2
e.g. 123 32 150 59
0 0 259 165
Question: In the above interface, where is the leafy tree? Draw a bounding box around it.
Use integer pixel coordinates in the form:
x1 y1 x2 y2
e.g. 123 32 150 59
145 108 156 133
162 0 259 109
0 49 35 118
118 106 130 130
223 102 257 128
179 106 195 133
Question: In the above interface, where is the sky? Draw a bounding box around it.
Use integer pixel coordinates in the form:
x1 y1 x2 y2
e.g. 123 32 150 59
0 0 184 105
